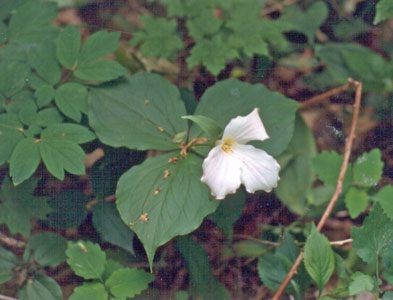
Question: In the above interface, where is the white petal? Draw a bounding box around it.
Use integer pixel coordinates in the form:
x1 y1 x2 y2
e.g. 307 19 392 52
231 144 280 193
201 144 242 200
222 108 269 144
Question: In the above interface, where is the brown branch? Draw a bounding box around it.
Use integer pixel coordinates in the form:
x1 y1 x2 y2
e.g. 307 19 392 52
299 83 351 110
233 234 280 247
0 231 26 249
271 79 362 300
330 238 352 246
0 294 18 300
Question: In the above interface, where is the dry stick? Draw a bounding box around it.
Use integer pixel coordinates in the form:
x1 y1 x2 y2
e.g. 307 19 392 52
299 83 351 109
271 79 362 300
0 231 25 249
0 294 18 300
330 238 352 246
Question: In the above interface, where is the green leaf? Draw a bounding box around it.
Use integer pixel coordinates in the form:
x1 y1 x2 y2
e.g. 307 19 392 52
89 73 188 150
190 78 298 156
47 190 88 229
351 203 393 265
258 254 292 292
41 123 95 144
177 235 230 300
19 274 62 300
116 152 219 268
34 108 63 127
92 202 135 255
0 113 24 164
0 61 30 98
0 177 50 237
303 227 335 294
0 0 26 21
105 268 154 298
130 15 183 60
0 247 19 284
39 137 86 180
383 291 393 300
175 291 189 300
182 115 222 139
55 83 88 122
19 100 37 126
68 282 108 300
56 25 81 70
348 272 374 296
25 232 67 267
374 0 393 24
373 185 393 219
352 149 383 187
74 60 128 82
78 30 120 65
187 9 222 40
34 85 55 108
102 259 123 281
6 91 34 114
187 34 239 76
10 137 41 185
24 125 42 138
313 151 351 190
8 1 58 43
232 240 269 257
207 191 245 241
66 240 106 280
275 113 316 215
29 41 61 86
345 187 369 219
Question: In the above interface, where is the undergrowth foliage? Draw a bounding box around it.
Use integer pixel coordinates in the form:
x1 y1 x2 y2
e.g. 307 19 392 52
0 0 393 299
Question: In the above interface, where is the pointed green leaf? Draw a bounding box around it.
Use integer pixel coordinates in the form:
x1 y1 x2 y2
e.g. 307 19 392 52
68 282 108 300
18 100 37 126
351 203 393 265
0 247 19 284
10 137 41 185
34 108 63 127
0 61 29 98
92 202 135 255
0 113 24 164
20 274 62 300
345 187 369 219
182 115 222 139
102 259 123 281
348 272 374 296
303 227 335 294
25 232 67 267
373 185 393 219
374 0 393 24
56 25 81 70
0 177 50 237
41 123 95 144
89 73 188 150
105 268 154 298
190 79 298 156
353 149 383 187
34 84 55 108
116 152 219 267
66 241 106 280
55 83 88 122
74 60 128 82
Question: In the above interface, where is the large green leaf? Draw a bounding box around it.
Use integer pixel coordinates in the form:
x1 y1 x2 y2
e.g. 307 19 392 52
89 73 188 150
373 185 393 219
55 82 88 122
56 25 81 70
0 247 19 284
66 241 106 280
116 152 219 267
177 235 230 300
190 78 298 156
0 61 30 98
352 149 383 188
0 177 50 237
105 268 154 298
19 274 62 300
0 113 24 164
374 0 393 24
68 282 108 300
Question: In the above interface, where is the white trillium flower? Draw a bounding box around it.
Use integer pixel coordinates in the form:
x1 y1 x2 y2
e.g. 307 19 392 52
201 108 280 200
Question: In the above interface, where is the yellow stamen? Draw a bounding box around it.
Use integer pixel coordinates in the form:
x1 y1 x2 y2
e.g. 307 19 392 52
221 137 236 153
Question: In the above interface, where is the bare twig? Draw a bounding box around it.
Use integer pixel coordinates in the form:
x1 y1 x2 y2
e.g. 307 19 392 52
0 231 25 249
299 83 351 109
0 294 18 300
330 238 352 246
271 79 362 300
233 234 280 247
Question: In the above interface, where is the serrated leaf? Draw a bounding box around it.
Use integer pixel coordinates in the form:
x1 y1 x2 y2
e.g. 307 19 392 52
66 241 106 280
10 137 41 185
187 9 222 40
130 15 183 60
29 41 61 86
353 149 383 187
190 78 298 156
34 85 55 108
303 227 335 294
0 113 24 164
182 115 222 139
25 232 67 267
348 272 374 296
55 83 88 122
116 152 219 267
258 254 292 292
19 274 62 300
177 235 230 300
34 108 63 127
0 177 50 237
68 282 108 300
89 73 188 150
105 268 154 298
351 203 393 265
0 61 30 98
56 25 81 70
345 187 369 219
0 247 19 284
102 259 123 281
47 190 88 229
74 60 128 82
78 30 120 65
373 185 393 219
92 202 135 255
374 0 393 24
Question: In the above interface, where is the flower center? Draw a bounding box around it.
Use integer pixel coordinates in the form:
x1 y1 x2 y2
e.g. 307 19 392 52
221 137 236 153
